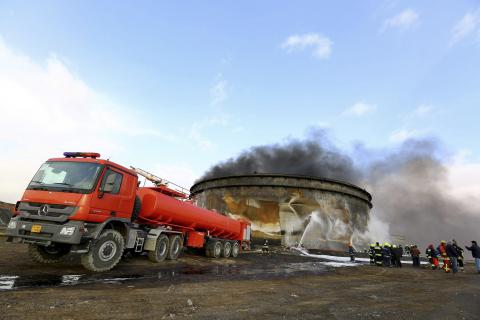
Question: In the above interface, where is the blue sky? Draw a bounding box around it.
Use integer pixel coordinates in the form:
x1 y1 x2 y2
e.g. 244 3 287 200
0 1 479 201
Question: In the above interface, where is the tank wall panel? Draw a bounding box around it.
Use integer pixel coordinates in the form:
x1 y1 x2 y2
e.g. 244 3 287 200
191 176 372 251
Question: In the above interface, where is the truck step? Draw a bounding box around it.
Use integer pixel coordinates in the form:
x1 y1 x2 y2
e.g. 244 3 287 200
134 236 145 253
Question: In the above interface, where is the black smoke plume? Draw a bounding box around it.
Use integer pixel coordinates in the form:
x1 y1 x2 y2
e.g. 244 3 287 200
201 130 360 183
200 130 480 248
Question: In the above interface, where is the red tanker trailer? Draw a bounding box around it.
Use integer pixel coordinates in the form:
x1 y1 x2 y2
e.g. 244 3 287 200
5 152 251 271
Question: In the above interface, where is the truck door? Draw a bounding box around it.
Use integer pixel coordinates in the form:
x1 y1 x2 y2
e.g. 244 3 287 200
90 168 124 220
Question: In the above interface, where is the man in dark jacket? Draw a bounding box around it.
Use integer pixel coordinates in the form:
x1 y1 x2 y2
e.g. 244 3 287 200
392 245 403 268
446 241 459 273
395 245 403 268
452 240 464 272
391 245 397 267
466 240 480 273
410 245 421 267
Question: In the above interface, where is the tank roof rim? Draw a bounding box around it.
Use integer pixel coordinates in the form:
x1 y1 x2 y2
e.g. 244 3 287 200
191 173 371 201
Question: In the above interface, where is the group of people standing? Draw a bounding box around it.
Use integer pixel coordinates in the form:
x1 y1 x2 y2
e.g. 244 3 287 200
369 242 405 268
368 240 480 274
426 240 480 274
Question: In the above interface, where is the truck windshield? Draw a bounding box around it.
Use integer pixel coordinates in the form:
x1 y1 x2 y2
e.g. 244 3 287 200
28 161 103 193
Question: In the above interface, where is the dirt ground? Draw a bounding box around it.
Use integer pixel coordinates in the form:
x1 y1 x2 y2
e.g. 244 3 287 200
0 238 479 320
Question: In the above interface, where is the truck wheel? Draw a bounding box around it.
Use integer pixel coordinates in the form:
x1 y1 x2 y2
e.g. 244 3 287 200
148 234 169 263
222 241 232 258
231 241 240 258
131 196 142 222
28 243 70 264
167 235 183 260
206 239 222 258
81 229 125 272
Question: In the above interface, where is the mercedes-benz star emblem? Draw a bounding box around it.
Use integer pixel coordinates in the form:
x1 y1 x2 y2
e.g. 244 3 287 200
38 205 49 216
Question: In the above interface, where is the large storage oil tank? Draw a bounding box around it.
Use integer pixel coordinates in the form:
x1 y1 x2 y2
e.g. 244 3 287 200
190 174 372 251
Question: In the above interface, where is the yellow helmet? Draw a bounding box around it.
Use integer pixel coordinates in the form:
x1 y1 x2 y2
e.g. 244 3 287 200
392 245 397 248
370 243 375 247
441 240 446 244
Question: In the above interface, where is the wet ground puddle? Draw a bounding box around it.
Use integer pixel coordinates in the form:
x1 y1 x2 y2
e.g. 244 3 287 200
0 261 333 291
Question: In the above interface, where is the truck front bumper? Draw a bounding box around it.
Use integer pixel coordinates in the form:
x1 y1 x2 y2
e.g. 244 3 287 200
5 217 85 245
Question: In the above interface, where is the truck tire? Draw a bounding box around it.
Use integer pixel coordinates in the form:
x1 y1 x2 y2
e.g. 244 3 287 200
148 234 169 263
131 196 142 222
206 239 222 258
167 235 183 260
28 243 70 264
231 241 240 258
222 241 232 258
81 229 125 272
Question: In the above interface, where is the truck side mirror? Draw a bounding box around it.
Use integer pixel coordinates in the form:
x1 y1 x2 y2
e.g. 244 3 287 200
98 188 104 199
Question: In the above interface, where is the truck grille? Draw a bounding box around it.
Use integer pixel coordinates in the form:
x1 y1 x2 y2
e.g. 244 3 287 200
28 202 69 210
18 202 76 218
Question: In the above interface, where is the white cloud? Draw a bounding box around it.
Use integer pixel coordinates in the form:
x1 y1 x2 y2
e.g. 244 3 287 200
187 114 231 151
281 33 332 59
450 9 480 46
316 121 331 128
210 76 228 106
0 37 167 202
381 9 419 32
451 149 473 164
389 128 422 143
414 104 435 116
342 102 377 116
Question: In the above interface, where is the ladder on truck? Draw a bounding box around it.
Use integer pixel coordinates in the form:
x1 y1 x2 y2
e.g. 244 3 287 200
130 166 190 198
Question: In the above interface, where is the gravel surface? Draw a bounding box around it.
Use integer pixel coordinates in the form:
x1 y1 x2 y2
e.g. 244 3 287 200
0 239 479 319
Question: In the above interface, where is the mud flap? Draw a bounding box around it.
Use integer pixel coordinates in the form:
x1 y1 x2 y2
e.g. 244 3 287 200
70 243 90 254
144 229 163 251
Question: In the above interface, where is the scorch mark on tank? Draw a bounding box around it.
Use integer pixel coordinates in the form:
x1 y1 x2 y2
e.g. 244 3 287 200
190 174 372 251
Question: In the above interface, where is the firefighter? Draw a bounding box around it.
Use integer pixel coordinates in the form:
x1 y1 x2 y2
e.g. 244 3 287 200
368 243 375 265
383 243 392 267
438 240 451 273
452 239 464 272
348 243 356 262
262 240 269 253
374 242 383 267
426 244 438 270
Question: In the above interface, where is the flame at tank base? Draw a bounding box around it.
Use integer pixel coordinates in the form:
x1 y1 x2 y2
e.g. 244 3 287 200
190 174 372 251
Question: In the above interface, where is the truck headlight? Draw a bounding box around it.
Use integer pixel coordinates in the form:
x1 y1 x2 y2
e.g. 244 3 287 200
7 220 16 229
60 226 76 236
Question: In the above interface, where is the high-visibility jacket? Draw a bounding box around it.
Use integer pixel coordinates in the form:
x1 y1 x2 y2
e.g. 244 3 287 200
439 244 451 272
439 244 449 260
374 246 382 257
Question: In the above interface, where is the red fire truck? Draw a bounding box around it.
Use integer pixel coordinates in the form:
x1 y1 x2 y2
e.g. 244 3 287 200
6 152 251 272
